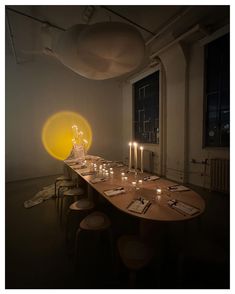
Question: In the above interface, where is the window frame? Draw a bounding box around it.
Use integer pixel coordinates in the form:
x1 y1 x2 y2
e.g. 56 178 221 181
131 66 161 146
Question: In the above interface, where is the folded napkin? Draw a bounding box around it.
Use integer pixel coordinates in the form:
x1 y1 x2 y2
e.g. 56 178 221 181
168 199 200 216
127 198 151 214
81 171 96 176
143 175 160 181
64 160 79 165
90 177 106 184
167 184 190 192
72 164 87 169
85 155 101 161
104 187 125 197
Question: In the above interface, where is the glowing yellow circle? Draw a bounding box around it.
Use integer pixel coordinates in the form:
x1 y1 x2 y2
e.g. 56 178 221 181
42 111 92 160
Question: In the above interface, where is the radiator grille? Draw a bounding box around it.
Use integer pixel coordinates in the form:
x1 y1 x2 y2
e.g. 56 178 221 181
210 158 229 193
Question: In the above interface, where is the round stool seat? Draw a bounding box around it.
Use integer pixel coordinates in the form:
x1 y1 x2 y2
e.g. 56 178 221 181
80 211 111 231
56 175 71 181
118 235 154 271
69 199 94 211
64 187 84 196
59 180 74 187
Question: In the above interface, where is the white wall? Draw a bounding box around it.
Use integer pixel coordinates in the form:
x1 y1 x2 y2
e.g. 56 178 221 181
6 55 123 182
159 44 188 183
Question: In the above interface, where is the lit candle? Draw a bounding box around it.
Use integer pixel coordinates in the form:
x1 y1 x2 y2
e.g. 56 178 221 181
132 181 137 188
121 172 125 177
110 171 114 175
124 176 128 180
128 142 132 170
133 142 138 171
138 180 143 185
156 188 162 195
140 146 144 173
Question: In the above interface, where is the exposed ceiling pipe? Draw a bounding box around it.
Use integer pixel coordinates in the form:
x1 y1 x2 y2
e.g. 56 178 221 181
145 7 192 46
101 6 155 36
150 24 208 59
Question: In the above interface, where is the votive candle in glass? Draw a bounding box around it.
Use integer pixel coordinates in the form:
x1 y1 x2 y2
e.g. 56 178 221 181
156 188 162 195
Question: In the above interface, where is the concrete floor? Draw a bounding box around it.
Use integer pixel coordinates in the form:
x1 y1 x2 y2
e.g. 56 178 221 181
5 175 230 289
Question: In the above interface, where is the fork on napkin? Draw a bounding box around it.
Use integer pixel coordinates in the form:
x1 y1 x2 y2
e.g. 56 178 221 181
127 198 151 214
143 175 160 181
81 171 96 176
167 184 190 192
90 177 106 184
104 187 125 197
168 199 200 216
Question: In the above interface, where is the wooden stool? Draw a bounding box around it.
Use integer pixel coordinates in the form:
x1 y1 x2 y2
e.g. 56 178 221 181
54 175 71 197
66 198 95 243
56 180 75 212
74 211 113 267
117 235 154 288
58 186 84 224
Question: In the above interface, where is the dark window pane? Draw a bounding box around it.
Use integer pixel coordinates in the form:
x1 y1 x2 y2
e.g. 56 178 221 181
133 71 159 144
204 33 230 147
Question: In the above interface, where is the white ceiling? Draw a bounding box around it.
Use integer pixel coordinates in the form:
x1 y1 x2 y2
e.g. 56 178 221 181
6 5 229 69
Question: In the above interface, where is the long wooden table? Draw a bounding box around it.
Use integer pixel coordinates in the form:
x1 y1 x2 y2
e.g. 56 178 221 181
65 157 205 223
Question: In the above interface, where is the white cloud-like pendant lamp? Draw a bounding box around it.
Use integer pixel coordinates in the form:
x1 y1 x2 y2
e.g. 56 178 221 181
54 22 145 80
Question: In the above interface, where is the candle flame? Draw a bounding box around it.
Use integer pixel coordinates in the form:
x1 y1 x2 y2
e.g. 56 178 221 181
140 146 144 150
129 142 132 146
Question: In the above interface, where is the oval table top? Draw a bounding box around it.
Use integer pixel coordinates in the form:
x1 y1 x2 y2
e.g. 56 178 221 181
65 159 206 222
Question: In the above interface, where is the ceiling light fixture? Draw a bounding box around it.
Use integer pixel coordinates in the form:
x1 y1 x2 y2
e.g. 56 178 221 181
54 22 146 80
6 7 146 79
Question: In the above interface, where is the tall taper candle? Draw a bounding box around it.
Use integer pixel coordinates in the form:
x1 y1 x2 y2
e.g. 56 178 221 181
140 146 144 173
128 142 132 170
133 142 138 171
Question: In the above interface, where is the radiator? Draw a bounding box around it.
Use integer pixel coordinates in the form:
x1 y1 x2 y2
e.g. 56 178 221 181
210 158 229 193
